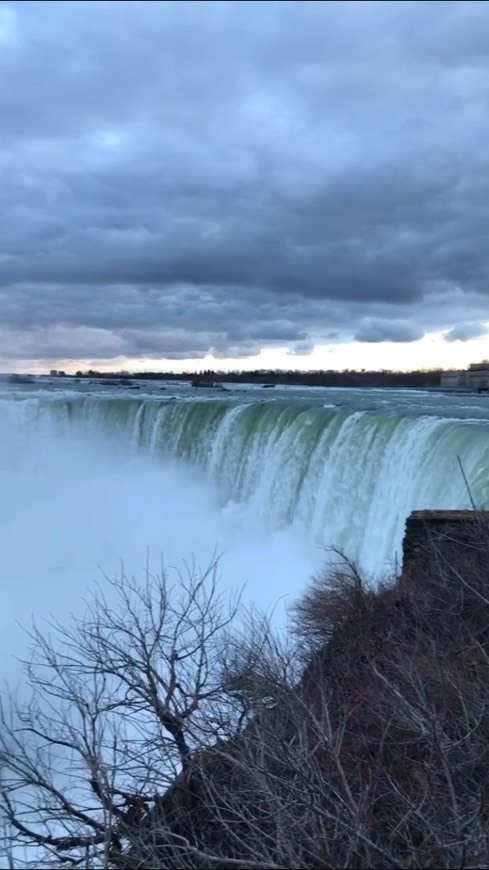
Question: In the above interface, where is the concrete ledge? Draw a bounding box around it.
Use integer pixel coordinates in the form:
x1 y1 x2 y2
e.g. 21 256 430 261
403 509 489 572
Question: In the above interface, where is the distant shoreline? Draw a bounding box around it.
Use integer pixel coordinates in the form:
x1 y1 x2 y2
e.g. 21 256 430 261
18 367 445 390
4 369 487 394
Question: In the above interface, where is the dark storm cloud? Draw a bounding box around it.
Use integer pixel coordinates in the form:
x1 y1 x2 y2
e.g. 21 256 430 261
2 0 489 363
444 322 489 342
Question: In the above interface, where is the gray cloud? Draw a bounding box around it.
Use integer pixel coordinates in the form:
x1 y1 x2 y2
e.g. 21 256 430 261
354 319 424 344
444 322 489 342
2 0 489 364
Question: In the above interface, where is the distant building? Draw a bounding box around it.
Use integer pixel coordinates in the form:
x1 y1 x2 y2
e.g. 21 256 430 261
50 369 58 377
440 361 489 391
440 370 468 388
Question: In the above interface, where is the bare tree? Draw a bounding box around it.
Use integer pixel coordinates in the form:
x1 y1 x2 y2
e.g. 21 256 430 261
0 557 248 868
3 532 489 869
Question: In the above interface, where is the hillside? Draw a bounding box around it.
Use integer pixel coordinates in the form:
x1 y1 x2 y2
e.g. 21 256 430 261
3 511 489 869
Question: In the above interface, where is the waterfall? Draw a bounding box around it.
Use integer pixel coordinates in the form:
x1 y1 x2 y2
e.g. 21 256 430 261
6 395 488 575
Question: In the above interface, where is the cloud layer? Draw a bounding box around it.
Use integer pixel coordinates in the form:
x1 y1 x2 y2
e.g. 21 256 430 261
2 0 489 365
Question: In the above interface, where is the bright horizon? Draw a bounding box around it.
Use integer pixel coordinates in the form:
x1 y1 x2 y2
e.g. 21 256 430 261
4 329 489 375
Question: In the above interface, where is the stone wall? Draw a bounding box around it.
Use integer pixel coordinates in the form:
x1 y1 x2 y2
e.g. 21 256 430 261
402 509 489 574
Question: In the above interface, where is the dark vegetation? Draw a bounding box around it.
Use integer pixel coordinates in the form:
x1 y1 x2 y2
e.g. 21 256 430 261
73 368 444 389
2 514 489 868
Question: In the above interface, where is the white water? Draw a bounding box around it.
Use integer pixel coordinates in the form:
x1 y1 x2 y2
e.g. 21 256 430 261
0 396 320 679
2 383 489 679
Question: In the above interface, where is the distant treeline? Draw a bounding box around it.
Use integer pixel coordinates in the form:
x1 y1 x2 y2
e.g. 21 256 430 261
74 368 443 388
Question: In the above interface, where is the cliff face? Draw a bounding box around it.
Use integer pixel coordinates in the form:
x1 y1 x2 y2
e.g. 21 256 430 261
120 511 489 870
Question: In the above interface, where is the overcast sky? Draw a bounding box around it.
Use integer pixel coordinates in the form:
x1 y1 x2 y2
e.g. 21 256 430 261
2 0 489 372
